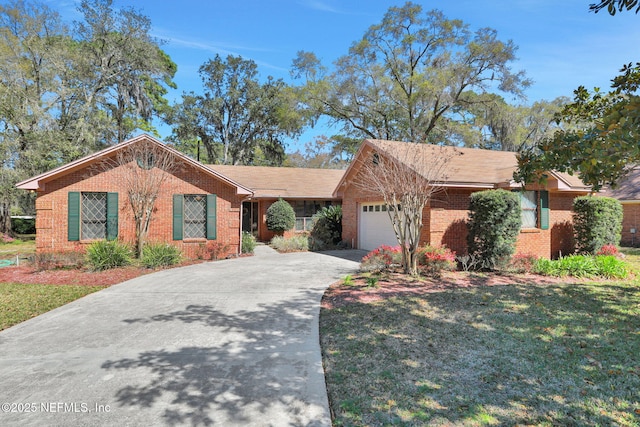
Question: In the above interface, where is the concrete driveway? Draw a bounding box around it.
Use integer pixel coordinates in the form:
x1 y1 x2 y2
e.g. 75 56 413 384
0 246 364 426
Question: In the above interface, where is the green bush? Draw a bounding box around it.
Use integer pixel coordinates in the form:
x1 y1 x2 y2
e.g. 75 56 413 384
10 217 35 234
86 240 132 271
266 198 295 233
310 205 342 250
573 196 623 254
141 243 182 268
242 231 257 254
534 254 629 279
467 189 521 270
270 235 309 252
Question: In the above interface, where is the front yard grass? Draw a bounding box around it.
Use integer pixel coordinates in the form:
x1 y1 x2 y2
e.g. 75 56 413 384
0 283 106 331
321 255 640 426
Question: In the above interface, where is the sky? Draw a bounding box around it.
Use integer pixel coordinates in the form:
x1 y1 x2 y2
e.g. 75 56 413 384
46 0 640 152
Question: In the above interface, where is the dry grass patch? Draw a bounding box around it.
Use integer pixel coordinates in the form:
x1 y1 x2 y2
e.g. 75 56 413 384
321 274 640 426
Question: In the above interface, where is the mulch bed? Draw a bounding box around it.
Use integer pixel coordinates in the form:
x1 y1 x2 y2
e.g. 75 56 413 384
322 270 566 309
0 265 151 286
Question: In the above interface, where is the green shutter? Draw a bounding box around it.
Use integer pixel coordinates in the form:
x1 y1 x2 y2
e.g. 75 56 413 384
68 192 80 241
106 192 118 240
539 190 550 230
173 195 183 240
206 194 217 240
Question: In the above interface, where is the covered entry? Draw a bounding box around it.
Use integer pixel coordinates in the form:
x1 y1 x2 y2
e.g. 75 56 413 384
358 202 398 251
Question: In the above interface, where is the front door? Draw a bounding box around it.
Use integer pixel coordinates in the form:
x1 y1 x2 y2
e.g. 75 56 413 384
242 201 259 236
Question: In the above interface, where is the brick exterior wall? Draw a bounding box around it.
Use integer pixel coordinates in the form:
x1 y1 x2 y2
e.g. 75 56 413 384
341 180 584 259
620 203 640 247
34 158 244 259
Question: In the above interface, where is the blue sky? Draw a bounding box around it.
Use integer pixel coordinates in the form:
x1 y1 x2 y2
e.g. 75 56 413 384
48 0 639 151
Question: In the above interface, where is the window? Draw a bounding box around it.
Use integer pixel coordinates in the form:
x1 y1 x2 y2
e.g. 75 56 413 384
82 192 107 239
291 200 338 231
173 194 217 240
520 191 537 229
68 192 118 241
517 190 550 230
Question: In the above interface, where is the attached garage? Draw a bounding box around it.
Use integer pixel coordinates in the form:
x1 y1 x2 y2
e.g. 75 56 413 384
358 202 398 251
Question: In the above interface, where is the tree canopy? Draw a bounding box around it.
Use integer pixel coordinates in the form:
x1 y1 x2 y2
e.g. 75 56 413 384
590 0 640 14
291 2 531 146
169 55 304 165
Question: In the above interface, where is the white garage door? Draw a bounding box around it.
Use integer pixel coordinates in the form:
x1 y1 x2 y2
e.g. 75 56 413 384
359 202 398 251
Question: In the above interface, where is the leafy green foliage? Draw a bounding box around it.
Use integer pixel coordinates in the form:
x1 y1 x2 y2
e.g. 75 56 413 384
292 3 530 144
270 235 309 252
266 199 295 233
86 240 132 271
168 54 303 165
309 205 342 250
467 190 522 270
10 217 35 235
590 0 640 14
534 254 629 278
515 63 640 191
141 243 181 268
241 231 257 254
573 196 623 254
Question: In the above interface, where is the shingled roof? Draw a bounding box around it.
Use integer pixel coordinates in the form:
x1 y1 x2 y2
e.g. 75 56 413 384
335 139 590 195
209 165 345 199
600 167 640 201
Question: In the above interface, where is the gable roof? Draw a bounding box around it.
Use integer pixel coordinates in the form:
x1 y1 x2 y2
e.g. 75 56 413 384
16 134 253 195
209 165 345 199
335 139 590 195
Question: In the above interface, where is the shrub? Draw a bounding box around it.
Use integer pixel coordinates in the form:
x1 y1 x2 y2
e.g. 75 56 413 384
266 198 295 233
509 253 540 273
242 231 257 254
199 241 231 260
141 243 182 268
417 245 456 276
0 233 15 243
310 205 342 250
360 245 402 272
597 244 619 257
35 251 86 270
573 196 623 254
86 240 132 271
270 235 309 252
10 217 35 235
533 254 629 279
467 189 521 270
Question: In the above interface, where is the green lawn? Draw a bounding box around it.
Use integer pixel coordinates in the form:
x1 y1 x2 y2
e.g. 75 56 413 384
0 283 105 331
0 238 35 261
321 254 640 426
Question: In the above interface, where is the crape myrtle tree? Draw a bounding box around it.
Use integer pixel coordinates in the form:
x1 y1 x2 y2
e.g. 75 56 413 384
97 140 178 258
169 55 305 166
353 142 460 276
291 2 531 146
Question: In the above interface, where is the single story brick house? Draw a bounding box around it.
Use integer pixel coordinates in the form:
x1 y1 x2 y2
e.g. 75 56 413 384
16 135 254 258
209 165 343 242
334 139 591 259
17 135 591 259
601 166 640 247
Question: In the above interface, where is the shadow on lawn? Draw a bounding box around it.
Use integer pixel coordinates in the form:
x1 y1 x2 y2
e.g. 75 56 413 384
321 282 640 426
101 290 326 426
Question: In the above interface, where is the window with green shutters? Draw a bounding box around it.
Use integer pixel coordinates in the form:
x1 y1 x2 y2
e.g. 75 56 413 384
68 192 118 241
173 194 217 240
516 190 549 230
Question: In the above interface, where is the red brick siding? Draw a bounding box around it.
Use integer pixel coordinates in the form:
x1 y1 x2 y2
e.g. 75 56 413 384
620 203 640 247
341 182 584 259
35 159 244 258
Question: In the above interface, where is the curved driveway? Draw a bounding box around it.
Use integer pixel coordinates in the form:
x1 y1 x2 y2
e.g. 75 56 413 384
0 246 363 426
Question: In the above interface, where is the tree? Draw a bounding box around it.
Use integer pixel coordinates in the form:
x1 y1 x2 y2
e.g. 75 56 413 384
291 2 530 145
352 141 460 275
284 135 354 169
98 139 178 257
266 199 295 234
515 64 640 191
590 0 640 14
169 55 303 165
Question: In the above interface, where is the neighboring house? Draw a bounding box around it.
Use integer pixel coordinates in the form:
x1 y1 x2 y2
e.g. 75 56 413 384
16 135 253 258
209 165 344 242
334 139 591 259
600 167 640 247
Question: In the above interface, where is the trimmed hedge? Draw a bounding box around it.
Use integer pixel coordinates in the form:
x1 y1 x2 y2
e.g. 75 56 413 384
573 196 622 254
266 198 295 233
467 189 522 270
